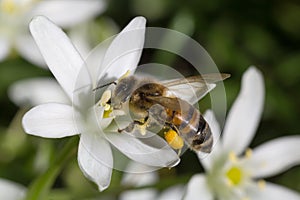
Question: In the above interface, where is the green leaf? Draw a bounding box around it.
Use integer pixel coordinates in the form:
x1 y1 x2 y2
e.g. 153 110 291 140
25 137 78 200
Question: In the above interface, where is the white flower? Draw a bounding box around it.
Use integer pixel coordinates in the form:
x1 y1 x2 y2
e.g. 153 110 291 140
22 16 180 191
0 178 25 200
120 185 185 200
120 162 185 200
8 77 69 107
184 67 300 200
0 0 106 65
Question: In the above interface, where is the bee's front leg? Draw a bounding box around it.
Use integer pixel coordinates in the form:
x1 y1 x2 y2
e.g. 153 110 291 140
117 116 149 134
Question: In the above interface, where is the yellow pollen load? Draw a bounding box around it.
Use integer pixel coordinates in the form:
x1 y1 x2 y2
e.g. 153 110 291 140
164 129 184 150
226 166 243 186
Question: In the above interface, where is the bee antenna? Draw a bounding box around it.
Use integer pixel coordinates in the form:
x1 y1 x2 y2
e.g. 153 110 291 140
92 81 116 91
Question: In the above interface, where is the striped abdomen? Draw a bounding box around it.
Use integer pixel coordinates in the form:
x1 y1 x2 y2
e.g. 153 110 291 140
166 99 213 153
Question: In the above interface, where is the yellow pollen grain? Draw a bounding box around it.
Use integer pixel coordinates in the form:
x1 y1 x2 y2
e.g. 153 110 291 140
140 128 146 136
104 104 111 111
258 179 266 190
103 109 112 118
225 179 234 187
164 129 184 150
139 125 147 136
245 148 252 159
229 151 238 163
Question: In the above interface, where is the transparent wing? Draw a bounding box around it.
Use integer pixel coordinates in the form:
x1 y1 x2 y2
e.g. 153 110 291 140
161 74 230 105
147 96 182 110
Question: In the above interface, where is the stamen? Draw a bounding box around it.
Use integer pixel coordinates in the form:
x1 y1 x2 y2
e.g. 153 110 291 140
104 104 111 111
118 70 131 81
258 179 266 190
103 109 113 118
229 152 238 163
98 90 113 118
225 179 234 187
140 126 147 136
245 148 252 159
99 90 111 106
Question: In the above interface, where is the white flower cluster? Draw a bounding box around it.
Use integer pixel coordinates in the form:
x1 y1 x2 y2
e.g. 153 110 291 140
0 9 299 200
0 0 106 66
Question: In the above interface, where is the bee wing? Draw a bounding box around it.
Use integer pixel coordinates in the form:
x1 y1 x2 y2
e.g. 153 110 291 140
146 96 182 110
161 74 230 105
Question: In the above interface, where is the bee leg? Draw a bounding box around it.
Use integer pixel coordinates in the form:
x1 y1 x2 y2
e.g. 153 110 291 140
117 122 135 133
118 117 149 133
177 148 182 156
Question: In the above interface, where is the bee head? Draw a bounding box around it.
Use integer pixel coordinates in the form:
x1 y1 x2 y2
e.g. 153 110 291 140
111 76 138 108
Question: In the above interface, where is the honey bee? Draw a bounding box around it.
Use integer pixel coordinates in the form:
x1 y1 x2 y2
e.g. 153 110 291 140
99 73 230 153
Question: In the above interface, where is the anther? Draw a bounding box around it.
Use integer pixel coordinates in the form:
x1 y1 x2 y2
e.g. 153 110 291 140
99 90 111 106
229 152 238 163
258 179 266 190
245 148 252 159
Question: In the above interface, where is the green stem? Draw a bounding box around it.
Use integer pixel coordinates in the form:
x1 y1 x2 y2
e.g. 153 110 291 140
25 137 78 200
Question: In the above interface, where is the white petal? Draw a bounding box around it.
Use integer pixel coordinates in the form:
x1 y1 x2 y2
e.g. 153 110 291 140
97 17 146 82
122 162 159 187
198 110 222 170
78 133 113 191
248 182 300 200
29 16 86 99
158 185 185 200
222 66 265 154
68 24 92 60
0 179 26 200
22 103 78 138
105 132 180 168
184 174 213 200
31 0 106 28
15 34 46 67
86 43 110 87
0 37 11 61
248 136 300 178
120 189 158 200
8 78 69 107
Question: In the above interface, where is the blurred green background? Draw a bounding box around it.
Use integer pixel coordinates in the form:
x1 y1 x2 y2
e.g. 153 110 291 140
0 0 299 199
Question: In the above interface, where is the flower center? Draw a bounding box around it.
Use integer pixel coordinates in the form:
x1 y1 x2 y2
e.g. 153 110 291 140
98 90 113 118
1 0 17 14
97 71 132 119
226 166 243 186
0 0 37 15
